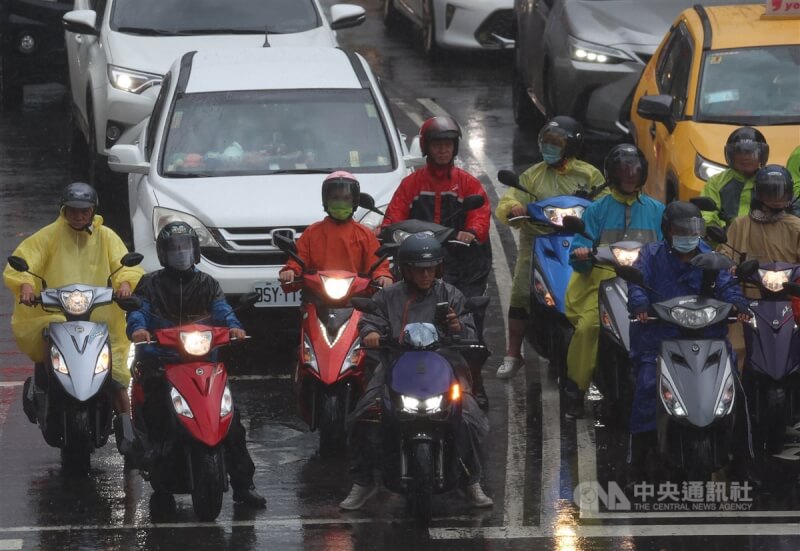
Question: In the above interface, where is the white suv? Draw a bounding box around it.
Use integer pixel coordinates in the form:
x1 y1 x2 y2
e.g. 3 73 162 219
63 0 365 184
107 47 421 307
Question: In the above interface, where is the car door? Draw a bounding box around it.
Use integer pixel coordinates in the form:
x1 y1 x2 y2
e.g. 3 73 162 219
517 0 554 104
66 0 106 127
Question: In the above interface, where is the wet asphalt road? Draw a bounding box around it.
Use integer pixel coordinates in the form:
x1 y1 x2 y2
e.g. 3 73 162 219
1 1 799 549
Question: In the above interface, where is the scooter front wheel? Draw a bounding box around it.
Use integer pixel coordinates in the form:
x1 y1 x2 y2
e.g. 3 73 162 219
318 394 346 459
191 448 225 521
409 441 434 523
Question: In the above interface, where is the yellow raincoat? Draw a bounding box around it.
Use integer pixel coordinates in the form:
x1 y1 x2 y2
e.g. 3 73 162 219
3 212 143 386
496 159 605 312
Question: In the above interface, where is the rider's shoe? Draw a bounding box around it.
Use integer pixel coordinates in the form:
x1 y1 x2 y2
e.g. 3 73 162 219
495 356 524 379
339 482 378 511
233 484 267 508
459 482 494 508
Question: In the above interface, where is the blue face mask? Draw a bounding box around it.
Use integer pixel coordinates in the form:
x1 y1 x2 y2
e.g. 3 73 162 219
672 235 700 253
540 143 564 166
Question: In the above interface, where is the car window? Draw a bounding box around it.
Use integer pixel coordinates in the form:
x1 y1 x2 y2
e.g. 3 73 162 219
697 45 800 125
145 72 171 160
655 23 693 118
160 89 395 177
110 0 320 34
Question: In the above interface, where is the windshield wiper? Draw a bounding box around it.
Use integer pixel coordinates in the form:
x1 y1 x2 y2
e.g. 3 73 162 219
174 28 285 35
115 26 185 36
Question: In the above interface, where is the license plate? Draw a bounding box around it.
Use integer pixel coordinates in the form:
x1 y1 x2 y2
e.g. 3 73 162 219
253 281 301 307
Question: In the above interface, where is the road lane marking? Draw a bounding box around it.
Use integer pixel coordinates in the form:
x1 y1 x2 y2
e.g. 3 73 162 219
0 539 22 550
390 98 425 127
0 382 24 388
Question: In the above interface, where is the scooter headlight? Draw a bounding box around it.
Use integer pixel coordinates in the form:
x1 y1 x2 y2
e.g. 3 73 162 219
714 372 735 418
670 306 719 328
94 343 110 374
180 331 212 356
543 206 585 226
759 269 792 293
51 345 68 375
611 246 641 267
220 385 233 418
60 289 93 315
401 394 445 414
660 374 687 417
170 387 194 418
302 334 319 372
320 275 354 301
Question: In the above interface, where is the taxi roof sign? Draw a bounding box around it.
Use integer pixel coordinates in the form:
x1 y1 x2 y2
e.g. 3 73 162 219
765 0 800 17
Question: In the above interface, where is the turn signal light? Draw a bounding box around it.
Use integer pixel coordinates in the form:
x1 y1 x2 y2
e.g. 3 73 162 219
451 383 461 401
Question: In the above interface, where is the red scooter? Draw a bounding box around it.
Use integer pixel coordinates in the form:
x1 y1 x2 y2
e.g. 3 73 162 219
275 234 388 457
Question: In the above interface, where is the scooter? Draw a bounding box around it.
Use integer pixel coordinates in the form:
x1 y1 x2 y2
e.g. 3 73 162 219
351 295 489 523
10 252 143 472
274 233 388 458
123 294 256 521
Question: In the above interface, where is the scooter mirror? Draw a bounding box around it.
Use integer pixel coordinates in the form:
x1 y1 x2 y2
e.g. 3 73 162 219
737 259 759 281
358 193 384 216
272 233 296 253
497 169 523 190
690 196 718 212
115 296 143 312
706 225 727 244
690 252 735 271
120 252 144 267
462 194 485 211
239 292 260 308
561 216 586 235
615 265 645 286
351 297 380 315
463 296 490 315
7 256 29 273
783 281 800 298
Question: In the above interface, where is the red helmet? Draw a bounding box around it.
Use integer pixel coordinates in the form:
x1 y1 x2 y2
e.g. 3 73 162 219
321 170 360 213
419 116 461 157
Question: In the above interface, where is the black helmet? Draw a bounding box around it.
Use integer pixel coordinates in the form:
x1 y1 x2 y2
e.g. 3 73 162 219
538 116 584 164
321 170 360 216
724 127 769 167
156 221 200 271
419 116 462 157
604 144 648 192
753 164 793 207
61 182 98 210
397 232 444 268
662 201 704 238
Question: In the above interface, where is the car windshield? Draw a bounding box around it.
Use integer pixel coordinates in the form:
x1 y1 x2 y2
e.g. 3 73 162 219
111 0 319 34
160 90 395 177
697 45 800 125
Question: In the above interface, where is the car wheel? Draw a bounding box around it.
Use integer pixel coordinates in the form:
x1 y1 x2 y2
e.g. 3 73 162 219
383 0 400 29
512 66 543 129
1 55 23 110
419 0 440 61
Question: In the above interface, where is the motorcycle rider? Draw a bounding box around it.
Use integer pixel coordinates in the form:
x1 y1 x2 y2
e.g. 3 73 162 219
278 171 392 287
495 116 605 379
339 233 493 511
564 145 664 419
381 116 492 409
4 182 143 419
126 222 266 508
626 202 750 486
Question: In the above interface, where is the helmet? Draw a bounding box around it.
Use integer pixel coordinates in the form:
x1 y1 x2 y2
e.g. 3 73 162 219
397 233 444 269
662 201 704 238
538 116 584 164
724 127 769 167
60 182 98 210
156 221 200 271
321 171 360 215
419 116 462 157
603 144 648 192
753 164 793 207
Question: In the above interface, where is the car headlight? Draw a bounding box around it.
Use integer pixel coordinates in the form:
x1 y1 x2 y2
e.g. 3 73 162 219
611 246 641 267
94 343 110 374
714 372 735 418
60 289 93 316
108 65 162 94
660 374 687 417
170 387 194 418
759 269 792 293
340 338 362 374
694 154 726 181
670 305 719 328
320 275 354 301
220 385 233 417
51 346 68 375
302 334 319 372
358 206 387 230
543 206 585 226
569 36 632 64
401 394 444 413
180 331 212 356
153 207 221 249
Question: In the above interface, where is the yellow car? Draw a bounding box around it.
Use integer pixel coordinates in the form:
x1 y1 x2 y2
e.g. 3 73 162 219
629 3 800 203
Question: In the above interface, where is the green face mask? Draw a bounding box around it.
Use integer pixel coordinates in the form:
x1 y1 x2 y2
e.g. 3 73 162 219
328 200 353 221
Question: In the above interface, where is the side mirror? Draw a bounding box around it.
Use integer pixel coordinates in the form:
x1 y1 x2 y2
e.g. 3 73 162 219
463 296 490 315
120 252 144 267
561 215 586 235
615 265 645 287
108 144 150 174
239 292 260 308
115 296 143 312
272 233 304 269
358 193 384 215
461 194 485 212
497 169 522 190
636 95 675 132
783 281 800 298
706 225 727 244
329 4 366 30
737 259 759 281
690 196 718 212
690 252 735 271
351 297 380 315
7 256 29 273
63 10 98 36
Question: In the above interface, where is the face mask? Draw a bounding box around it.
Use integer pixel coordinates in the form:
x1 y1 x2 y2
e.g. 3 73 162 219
672 236 700 254
166 249 195 272
540 143 564 166
328 200 353 221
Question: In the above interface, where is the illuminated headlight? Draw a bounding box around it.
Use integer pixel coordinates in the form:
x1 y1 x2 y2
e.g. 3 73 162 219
180 331 212 356
660 374 687 417
358 206 387 230
60 289 93 315
543 206 585 226
302 334 319 372
94 343 110 374
401 394 444 413
51 346 68 375
108 65 162 94
670 306 718 328
759 269 791 293
220 385 233 417
321 275 354 301
18 34 36 54
714 372 735 417
170 387 194 418
153 207 220 249
694 154 726 181
611 247 641 267
569 36 631 64
340 338 362 374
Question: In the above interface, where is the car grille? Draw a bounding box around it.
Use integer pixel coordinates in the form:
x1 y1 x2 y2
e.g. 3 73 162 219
475 9 514 45
201 226 306 267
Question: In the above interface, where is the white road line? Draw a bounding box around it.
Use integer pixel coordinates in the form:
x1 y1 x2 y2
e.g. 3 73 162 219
0 382 24 388
576 417 599 507
390 98 425 127
0 539 23 550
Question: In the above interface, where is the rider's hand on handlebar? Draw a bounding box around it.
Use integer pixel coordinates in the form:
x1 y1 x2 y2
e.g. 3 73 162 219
19 283 35 306
455 231 477 245
132 329 151 343
446 309 462 333
509 205 526 218
117 281 132 298
635 312 649 323
278 270 296 284
573 247 592 261
375 276 393 288
363 332 381 348
230 328 247 340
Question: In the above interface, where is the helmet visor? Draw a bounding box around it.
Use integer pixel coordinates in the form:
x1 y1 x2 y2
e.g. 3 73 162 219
324 179 356 204
614 157 645 188
670 217 705 238
754 171 792 204
538 126 568 150
162 234 196 270
726 141 763 162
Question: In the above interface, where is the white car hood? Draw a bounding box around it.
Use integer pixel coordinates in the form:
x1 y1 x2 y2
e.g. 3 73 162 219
105 28 336 74
151 173 399 228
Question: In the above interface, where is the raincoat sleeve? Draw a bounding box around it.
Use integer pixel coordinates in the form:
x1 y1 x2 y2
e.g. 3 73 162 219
496 167 545 235
462 175 491 243
281 226 313 276
104 228 143 291
628 245 654 316
358 287 391 339
714 267 748 313
3 224 55 294
569 201 600 274
447 285 476 340
126 298 153 338
700 172 726 228
208 279 242 329
381 177 414 228
495 185 527 225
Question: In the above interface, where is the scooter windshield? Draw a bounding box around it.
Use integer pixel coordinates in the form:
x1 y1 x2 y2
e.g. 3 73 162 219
402 323 439 348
